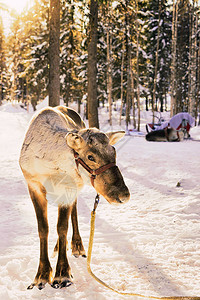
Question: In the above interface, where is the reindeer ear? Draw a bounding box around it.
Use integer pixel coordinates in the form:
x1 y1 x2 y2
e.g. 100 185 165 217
66 132 86 151
106 131 125 145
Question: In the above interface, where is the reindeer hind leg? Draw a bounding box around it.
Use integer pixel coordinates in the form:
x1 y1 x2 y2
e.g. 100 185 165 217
52 238 69 257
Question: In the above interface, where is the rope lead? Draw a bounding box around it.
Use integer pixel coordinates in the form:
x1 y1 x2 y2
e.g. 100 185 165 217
87 196 200 300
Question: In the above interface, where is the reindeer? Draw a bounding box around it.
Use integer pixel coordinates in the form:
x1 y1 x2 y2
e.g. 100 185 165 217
19 106 130 290
145 128 184 142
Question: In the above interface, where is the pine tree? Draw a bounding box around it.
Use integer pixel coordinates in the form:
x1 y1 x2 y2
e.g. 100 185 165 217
135 0 141 131
0 17 6 104
60 0 86 109
6 0 50 105
110 1 126 111
60 0 75 105
170 0 178 116
188 0 198 118
7 16 22 101
146 0 171 115
106 0 113 125
176 0 190 112
23 0 49 105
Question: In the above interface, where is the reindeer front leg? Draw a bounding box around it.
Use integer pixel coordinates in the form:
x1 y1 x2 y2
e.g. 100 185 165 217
71 199 86 258
52 206 73 289
53 199 86 258
27 185 52 290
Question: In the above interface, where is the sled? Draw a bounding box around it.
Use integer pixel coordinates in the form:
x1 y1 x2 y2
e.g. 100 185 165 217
145 113 166 133
146 112 195 139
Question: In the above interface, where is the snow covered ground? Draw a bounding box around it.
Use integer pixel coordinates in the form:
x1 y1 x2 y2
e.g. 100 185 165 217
0 101 200 300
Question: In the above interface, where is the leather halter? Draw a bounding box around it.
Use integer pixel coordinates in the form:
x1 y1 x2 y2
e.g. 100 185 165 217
73 150 115 187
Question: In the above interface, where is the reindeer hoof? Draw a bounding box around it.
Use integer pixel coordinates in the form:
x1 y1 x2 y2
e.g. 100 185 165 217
27 283 35 290
38 282 46 290
51 280 60 289
73 252 86 258
71 238 86 258
72 251 87 258
73 253 86 258
28 262 52 290
27 282 46 290
60 279 73 288
51 278 73 289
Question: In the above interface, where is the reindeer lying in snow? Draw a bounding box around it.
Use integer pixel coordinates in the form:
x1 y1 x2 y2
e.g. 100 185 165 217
145 128 184 142
19 106 130 290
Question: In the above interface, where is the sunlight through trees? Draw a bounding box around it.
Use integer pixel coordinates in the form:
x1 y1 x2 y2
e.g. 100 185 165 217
1 0 200 127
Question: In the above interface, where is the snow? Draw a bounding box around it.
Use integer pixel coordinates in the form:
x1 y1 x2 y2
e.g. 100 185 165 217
0 101 200 300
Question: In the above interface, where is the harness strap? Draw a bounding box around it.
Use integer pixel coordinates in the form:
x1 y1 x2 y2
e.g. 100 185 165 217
164 127 169 141
73 150 115 187
177 131 180 141
164 128 181 142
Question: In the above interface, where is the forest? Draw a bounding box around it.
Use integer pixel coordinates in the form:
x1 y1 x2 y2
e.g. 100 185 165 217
0 0 200 129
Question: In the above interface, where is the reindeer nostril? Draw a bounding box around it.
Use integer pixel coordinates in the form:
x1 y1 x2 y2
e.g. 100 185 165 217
119 188 130 203
120 195 130 203
105 182 130 205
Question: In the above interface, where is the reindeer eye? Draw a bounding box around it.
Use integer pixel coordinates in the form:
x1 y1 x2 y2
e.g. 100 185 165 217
88 155 95 162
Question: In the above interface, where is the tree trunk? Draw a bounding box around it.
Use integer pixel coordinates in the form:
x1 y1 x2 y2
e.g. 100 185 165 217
107 32 112 126
196 36 200 125
135 0 140 131
145 94 149 111
88 0 99 128
49 0 60 107
78 99 81 114
11 68 16 101
152 0 161 123
189 0 197 118
0 77 2 105
170 0 179 117
125 0 131 129
106 2 112 126
194 1 198 123
65 0 74 105
119 40 125 126
131 69 136 129
126 55 131 129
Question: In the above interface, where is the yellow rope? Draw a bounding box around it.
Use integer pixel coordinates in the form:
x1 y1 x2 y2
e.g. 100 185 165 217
87 210 200 300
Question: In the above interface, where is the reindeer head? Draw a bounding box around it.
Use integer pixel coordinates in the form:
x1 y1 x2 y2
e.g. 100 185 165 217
66 128 130 205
